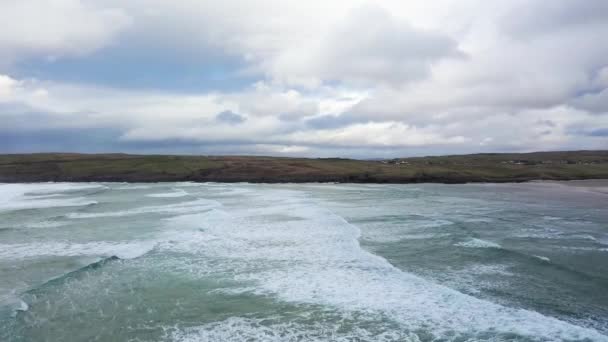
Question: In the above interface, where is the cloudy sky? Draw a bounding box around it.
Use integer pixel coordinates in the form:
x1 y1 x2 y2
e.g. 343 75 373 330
1 0 607 157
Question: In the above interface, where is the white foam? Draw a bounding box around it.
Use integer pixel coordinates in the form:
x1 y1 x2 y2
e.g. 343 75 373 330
533 255 551 262
0 184 98 212
466 263 515 276
23 183 106 195
571 234 598 241
396 233 451 240
0 240 155 260
24 221 66 229
455 238 501 249
463 217 494 223
362 227 451 243
543 215 563 221
158 189 607 341
16 300 28 313
426 264 515 295
66 198 220 218
174 182 204 187
560 246 608 253
2 294 29 318
163 209 231 229
147 189 189 198
169 317 417 342
115 185 152 190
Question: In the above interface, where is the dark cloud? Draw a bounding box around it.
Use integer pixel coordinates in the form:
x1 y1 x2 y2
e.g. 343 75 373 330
587 128 608 137
216 110 246 124
305 114 361 129
536 119 556 127
0 103 85 131
503 0 608 38
0 128 123 153
0 103 127 153
566 125 608 137
570 88 608 113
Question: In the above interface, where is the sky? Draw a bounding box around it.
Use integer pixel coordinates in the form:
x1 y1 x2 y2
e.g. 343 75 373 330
1 0 607 158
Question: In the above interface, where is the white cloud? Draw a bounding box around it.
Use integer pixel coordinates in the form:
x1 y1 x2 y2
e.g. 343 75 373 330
0 75 19 101
0 0 131 64
266 5 463 87
281 122 469 148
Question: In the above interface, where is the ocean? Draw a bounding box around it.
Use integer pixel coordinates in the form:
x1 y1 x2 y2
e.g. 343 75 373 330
1 181 607 341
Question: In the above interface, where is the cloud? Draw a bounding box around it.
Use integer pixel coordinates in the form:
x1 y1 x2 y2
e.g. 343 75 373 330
216 110 246 125
0 127 122 153
1 1 607 157
315 5 463 86
230 82 319 118
282 122 469 148
587 128 608 137
0 0 131 65
502 0 608 38
570 88 608 114
305 114 360 130
0 75 19 100
267 5 463 87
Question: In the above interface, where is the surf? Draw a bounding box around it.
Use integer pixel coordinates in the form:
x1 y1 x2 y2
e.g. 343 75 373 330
160 187 608 341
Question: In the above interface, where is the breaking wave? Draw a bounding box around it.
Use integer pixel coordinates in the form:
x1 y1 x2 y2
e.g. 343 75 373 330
66 198 220 218
0 241 155 260
158 189 607 341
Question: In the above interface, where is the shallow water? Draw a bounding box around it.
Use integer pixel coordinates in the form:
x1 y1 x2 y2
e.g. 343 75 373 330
1 182 607 341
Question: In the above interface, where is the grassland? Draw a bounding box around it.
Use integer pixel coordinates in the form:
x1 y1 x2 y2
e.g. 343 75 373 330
1 151 608 184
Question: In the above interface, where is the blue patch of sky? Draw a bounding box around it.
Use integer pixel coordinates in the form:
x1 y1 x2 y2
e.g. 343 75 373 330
10 42 259 93
588 128 608 137
0 128 125 153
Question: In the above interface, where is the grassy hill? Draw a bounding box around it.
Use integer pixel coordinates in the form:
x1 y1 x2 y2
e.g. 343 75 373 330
1 151 608 183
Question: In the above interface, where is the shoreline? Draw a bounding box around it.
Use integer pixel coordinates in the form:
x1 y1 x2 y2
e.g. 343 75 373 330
3 178 608 186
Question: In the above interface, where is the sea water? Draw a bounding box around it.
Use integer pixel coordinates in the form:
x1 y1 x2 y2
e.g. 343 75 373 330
1 182 607 341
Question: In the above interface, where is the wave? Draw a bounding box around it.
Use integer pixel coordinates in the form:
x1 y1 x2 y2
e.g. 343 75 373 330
0 297 29 320
174 182 205 187
24 220 67 229
157 189 607 341
4 183 607 340
146 189 189 198
29 255 121 292
0 183 102 212
21 183 107 195
455 238 502 248
0 240 155 260
168 316 416 342
533 255 551 262
498 247 608 283
454 238 608 283
114 184 153 190
3 255 122 320
0 195 97 212
543 215 563 221
66 198 220 219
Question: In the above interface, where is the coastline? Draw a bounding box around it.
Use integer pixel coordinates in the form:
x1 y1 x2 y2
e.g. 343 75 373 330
2 151 608 184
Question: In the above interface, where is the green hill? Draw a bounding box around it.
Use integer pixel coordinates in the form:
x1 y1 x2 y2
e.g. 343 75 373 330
1 150 608 183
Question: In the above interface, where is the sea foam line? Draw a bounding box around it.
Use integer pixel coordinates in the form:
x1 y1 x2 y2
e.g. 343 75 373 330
66 198 220 218
0 241 155 260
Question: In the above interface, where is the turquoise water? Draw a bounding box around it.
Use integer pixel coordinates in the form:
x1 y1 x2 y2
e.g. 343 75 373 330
1 182 607 341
